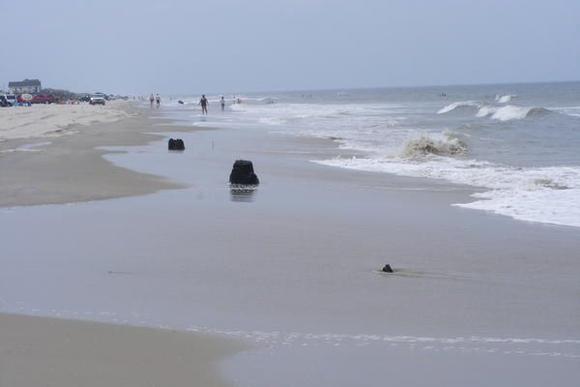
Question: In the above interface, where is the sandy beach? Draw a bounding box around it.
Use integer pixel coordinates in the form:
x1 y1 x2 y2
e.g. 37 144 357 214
0 104 185 207
1 101 579 386
0 102 131 141
0 313 243 387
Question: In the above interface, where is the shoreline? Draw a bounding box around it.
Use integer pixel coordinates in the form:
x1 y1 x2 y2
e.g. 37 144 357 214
0 101 513 231
0 104 195 208
0 312 245 387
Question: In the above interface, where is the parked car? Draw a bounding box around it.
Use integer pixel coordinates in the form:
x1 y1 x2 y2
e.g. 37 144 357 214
0 95 13 107
5 94 17 106
30 94 55 104
92 92 109 100
89 95 106 105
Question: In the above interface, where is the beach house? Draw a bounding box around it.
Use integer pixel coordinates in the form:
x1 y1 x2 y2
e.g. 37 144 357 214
8 79 42 94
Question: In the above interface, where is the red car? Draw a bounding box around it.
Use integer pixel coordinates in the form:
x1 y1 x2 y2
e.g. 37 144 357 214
17 95 29 104
30 94 55 104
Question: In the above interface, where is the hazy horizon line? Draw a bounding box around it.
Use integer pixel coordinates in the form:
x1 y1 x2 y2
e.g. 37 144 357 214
2 78 578 97
168 78 580 98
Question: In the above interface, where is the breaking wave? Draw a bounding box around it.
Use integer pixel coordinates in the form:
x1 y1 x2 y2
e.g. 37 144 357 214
403 135 467 158
477 105 552 121
439 100 553 121
437 101 481 114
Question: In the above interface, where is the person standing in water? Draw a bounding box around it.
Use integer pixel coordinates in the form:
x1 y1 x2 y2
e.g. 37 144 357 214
220 96 225 111
149 94 154 107
155 94 161 108
200 95 209 115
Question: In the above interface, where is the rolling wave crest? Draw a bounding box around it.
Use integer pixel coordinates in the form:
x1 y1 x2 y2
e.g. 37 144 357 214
439 100 553 121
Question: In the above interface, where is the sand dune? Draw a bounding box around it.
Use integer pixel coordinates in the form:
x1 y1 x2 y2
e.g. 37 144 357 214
0 102 131 141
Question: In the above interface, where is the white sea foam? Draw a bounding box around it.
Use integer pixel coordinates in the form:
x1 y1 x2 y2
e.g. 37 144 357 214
231 102 403 121
231 102 408 155
437 101 481 114
495 94 516 104
316 156 580 227
552 106 580 118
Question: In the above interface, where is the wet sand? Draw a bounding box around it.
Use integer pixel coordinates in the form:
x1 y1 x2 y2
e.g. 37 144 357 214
0 313 244 387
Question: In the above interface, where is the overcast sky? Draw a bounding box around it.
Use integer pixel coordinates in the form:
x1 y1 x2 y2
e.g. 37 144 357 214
1 0 578 95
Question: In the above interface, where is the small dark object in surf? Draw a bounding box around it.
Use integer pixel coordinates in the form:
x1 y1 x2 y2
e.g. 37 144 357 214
382 264 394 273
178 100 184 104
229 160 259 185
168 138 185 151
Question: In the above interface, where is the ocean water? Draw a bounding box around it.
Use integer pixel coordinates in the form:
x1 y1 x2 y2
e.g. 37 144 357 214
171 82 580 228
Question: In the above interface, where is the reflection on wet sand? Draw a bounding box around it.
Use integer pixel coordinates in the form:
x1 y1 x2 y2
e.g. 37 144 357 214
230 185 258 203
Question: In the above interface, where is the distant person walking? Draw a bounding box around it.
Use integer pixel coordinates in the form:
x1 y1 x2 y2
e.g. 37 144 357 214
200 95 209 115
155 94 161 108
149 94 154 107
220 96 225 111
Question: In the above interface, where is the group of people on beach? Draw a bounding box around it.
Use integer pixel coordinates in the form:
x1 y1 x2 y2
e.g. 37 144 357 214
198 95 227 115
149 94 161 108
149 93 241 114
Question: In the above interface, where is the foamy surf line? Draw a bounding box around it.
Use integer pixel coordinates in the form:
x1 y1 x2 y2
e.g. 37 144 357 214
187 327 580 359
9 306 579 359
314 157 580 228
0 141 52 153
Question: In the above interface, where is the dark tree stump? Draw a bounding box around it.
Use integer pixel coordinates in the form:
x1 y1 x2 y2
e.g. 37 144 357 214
229 160 259 185
168 138 185 151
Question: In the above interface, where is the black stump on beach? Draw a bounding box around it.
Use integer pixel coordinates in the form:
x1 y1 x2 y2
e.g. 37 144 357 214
168 138 185 151
382 264 394 273
229 160 260 185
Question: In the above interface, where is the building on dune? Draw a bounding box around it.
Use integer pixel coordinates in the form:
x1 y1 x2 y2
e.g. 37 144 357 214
8 79 42 94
